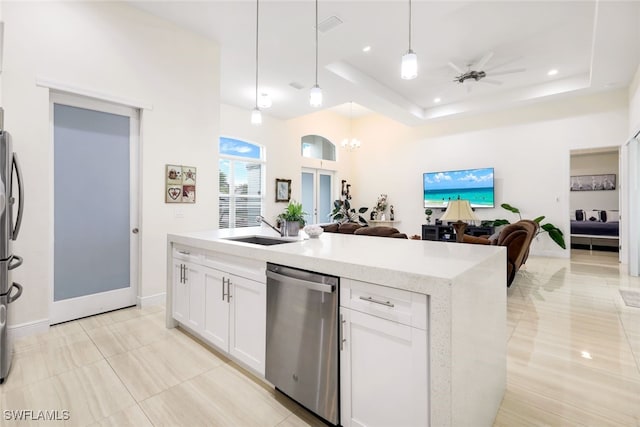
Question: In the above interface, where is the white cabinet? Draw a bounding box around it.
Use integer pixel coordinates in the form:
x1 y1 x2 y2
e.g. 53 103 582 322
202 267 228 350
340 279 429 427
202 268 266 374
172 259 205 333
171 245 266 376
228 274 266 373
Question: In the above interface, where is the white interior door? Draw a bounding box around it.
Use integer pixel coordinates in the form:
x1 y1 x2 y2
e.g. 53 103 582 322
51 92 139 324
301 168 333 225
626 135 639 275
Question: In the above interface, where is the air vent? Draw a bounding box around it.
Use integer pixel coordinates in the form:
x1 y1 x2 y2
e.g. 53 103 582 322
289 82 305 90
317 15 342 33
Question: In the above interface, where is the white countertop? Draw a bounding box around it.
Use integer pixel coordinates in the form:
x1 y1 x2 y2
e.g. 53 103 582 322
168 226 505 294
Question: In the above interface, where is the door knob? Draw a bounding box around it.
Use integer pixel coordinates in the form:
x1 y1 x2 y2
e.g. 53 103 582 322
132 228 139 234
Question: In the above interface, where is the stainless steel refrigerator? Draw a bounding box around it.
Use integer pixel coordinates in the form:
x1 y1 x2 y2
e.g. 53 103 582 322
0 122 24 384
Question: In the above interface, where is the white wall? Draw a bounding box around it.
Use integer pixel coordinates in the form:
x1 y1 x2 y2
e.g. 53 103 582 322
570 151 619 213
3 2 219 325
220 104 354 225
351 90 628 257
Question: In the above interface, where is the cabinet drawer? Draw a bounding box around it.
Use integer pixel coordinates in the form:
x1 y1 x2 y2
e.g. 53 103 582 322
173 245 203 264
340 278 427 330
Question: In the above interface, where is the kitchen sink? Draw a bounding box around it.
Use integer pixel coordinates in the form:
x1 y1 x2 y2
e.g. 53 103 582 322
223 236 295 246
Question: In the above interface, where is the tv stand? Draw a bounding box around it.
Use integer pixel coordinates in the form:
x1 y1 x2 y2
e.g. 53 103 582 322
422 224 494 242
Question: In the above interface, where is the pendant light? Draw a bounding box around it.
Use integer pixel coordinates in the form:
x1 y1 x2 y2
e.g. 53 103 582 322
342 102 361 151
401 0 418 80
310 0 323 107
251 0 262 125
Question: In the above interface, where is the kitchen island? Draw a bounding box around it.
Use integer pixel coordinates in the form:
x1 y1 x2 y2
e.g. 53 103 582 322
166 227 506 427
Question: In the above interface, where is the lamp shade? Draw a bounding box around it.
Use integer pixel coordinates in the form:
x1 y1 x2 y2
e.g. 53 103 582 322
401 50 418 80
251 107 262 125
310 84 323 107
440 199 478 222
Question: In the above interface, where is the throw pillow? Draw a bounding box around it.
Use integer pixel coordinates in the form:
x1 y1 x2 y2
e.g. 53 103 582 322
599 210 607 223
606 210 620 222
575 209 586 221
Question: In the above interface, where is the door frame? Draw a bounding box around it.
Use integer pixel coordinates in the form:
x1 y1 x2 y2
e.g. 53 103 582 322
48 91 141 324
301 168 334 224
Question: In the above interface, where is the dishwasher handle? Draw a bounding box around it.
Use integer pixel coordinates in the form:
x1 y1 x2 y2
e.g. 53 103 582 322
266 270 335 294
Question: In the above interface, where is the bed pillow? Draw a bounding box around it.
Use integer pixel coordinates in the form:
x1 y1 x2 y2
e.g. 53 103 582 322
606 210 619 223
575 209 586 221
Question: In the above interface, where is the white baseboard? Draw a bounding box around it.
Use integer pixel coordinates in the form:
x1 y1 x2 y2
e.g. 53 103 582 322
8 318 49 339
137 292 166 308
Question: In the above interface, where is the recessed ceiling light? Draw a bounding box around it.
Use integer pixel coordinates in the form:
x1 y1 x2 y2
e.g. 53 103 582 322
362 46 371 53
547 69 558 76
580 351 592 360
434 98 441 103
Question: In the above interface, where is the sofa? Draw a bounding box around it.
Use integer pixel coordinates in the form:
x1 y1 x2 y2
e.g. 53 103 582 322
321 223 408 239
462 220 535 287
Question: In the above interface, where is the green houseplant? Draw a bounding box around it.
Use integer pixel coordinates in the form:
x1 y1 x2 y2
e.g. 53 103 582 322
424 208 433 224
494 203 566 249
278 200 306 236
330 198 369 225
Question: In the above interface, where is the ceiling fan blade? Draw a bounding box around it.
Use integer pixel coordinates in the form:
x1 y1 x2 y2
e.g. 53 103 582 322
448 61 464 74
480 79 503 85
489 68 526 77
485 56 524 72
473 51 494 70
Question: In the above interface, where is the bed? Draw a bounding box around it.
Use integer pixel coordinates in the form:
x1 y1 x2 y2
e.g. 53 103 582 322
570 220 619 250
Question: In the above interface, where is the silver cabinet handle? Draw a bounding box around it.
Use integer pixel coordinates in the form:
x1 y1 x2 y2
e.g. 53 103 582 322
340 314 346 351
183 266 188 283
179 264 184 283
359 296 395 308
178 250 191 255
222 277 228 301
227 278 232 302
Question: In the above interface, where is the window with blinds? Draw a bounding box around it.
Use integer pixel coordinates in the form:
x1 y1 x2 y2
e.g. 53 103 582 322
219 137 264 229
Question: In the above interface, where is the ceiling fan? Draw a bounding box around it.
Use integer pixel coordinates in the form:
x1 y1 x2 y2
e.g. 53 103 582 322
448 52 525 89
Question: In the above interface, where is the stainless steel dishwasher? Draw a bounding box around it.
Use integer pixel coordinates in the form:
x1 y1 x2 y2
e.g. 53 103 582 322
265 263 339 425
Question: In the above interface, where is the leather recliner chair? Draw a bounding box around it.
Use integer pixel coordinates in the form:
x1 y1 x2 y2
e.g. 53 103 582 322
462 222 531 287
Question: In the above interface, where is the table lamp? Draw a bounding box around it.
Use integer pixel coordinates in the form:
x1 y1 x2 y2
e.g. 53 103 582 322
440 198 479 243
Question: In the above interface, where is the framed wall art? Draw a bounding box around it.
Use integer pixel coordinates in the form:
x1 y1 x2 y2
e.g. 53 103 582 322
166 164 197 203
275 178 291 202
570 174 616 191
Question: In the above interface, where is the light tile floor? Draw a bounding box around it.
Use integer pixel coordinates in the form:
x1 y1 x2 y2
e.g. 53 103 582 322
1 250 639 426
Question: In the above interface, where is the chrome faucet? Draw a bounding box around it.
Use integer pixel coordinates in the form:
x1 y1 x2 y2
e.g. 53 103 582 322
256 215 284 237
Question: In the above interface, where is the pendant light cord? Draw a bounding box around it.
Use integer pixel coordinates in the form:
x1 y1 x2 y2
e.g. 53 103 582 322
315 0 319 85
408 0 412 51
255 0 259 108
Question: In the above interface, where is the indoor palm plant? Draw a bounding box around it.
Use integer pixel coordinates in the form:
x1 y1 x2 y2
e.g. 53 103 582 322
277 200 306 236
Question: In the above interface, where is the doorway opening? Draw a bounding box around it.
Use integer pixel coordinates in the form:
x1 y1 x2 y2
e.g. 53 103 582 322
569 147 620 265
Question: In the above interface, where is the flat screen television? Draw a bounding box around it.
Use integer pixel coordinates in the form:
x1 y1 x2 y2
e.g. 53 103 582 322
423 167 495 208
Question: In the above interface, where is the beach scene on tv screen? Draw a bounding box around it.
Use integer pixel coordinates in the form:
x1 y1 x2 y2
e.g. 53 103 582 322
423 168 494 208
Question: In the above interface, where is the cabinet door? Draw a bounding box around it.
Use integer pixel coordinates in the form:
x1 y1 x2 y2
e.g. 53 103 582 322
184 262 205 333
228 274 266 375
340 308 429 427
172 259 189 323
202 266 229 351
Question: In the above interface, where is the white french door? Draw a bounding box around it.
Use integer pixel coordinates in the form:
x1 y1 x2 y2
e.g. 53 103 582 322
51 92 139 324
301 168 333 225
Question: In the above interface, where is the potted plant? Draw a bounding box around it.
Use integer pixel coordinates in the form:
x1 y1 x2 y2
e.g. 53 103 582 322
493 203 566 249
277 200 306 236
424 208 433 224
330 198 368 225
